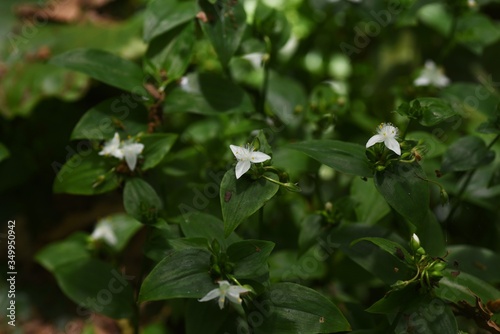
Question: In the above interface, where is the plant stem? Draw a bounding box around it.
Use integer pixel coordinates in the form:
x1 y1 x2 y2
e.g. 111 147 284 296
258 36 271 115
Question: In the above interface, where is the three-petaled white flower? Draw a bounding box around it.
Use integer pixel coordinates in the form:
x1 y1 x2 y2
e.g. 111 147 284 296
242 52 265 69
230 144 271 179
198 280 250 310
414 60 450 88
99 132 144 171
91 222 117 246
366 123 401 155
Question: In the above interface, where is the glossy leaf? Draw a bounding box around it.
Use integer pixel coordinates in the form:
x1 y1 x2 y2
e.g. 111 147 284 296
287 140 372 177
92 214 143 252
220 169 279 237
351 237 412 265
266 72 307 126
139 248 214 301
374 163 430 228
414 97 457 127
53 151 120 195
50 48 147 96
71 98 148 140
227 240 274 280
143 0 198 42
180 212 241 249
163 72 253 115
145 21 196 82
199 0 247 66
254 282 351 333
436 270 500 305
456 13 500 55
36 235 135 319
350 177 390 225
441 136 495 173
446 245 500 283
123 178 163 224
139 133 178 170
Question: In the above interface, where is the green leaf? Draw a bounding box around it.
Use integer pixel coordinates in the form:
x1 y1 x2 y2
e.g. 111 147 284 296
92 214 142 252
440 82 500 118
417 3 453 36
36 236 135 319
414 97 457 126
287 140 372 177
220 169 279 237
199 0 247 66
351 237 412 266
143 0 198 42
163 72 253 115
123 178 163 224
71 98 148 140
145 21 196 82
50 48 147 96
53 151 120 195
350 177 390 225
139 248 214 301
139 133 178 170
374 162 430 227
446 245 500 283
266 72 307 126
227 240 274 280
254 282 351 333
367 286 421 314
179 212 241 249
436 270 500 306
393 295 458 334
456 12 500 55
441 136 495 173
0 142 10 163
477 116 500 134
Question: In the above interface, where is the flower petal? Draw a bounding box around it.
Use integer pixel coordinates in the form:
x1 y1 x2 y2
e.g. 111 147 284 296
218 295 226 309
235 160 251 179
230 145 247 160
99 132 122 157
414 76 430 87
366 134 384 148
385 138 401 155
199 288 220 302
122 143 144 170
250 151 271 163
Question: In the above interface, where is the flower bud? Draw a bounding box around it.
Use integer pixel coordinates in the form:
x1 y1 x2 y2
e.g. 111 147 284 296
410 233 421 252
211 239 221 255
440 188 449 206
428 270 444 278
430 262 447 272
284 182 302 192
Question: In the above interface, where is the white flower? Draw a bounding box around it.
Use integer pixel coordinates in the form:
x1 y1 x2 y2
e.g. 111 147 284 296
242 52 265 69
99 132 123 159
230 144 271 179
91 223 117 246
198 280 250 310
99 132 144 171
366 123 401 155
414 60 450 88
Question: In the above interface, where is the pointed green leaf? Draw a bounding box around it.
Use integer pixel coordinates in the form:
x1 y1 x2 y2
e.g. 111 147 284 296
199 0 247 66
140 133 178 170
145 21 196 82
220 169 279 237
50 48 147 96
139 248 214 301
351 237 412 266
53 151 120 195
287 140 372 177
227 240 274 280
414 97 457 127
143 0 198 42
180 212 241 248
441 136 495 173
374 163 430 227
351 177 390 225
123 178 163 224
456 12 500 55
71 98 148 140
254 283 351 333
446 245 500 283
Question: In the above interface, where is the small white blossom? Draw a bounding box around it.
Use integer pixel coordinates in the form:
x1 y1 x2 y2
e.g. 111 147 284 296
198 280 250 309
230 144 271 179
414 60 450 88
242 52 265 69
366 123 401 155
99 132 144 171
91 223 117 246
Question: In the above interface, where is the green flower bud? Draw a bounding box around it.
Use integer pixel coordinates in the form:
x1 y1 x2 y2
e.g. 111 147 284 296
211 239 221 255
284 182 302 192
376 165 386 172
428 270 444 279
440 188 449 206
416 247 426 256
410 233 421 252
430 262 447 272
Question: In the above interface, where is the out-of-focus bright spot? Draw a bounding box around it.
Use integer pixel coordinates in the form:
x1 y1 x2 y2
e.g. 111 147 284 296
304 51 323 73
244 0 258 23
279 34 299 60
328 54 351 80
262 0 285 9
323 80 348 96
319 164 335 181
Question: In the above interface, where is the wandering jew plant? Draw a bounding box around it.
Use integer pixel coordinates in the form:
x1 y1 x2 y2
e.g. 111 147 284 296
99 132 144 171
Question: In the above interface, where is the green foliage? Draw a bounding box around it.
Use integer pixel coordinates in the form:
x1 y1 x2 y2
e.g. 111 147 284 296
3 0 500 332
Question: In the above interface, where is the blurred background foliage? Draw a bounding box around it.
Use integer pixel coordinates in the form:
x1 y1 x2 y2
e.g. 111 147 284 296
1 0 500 333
